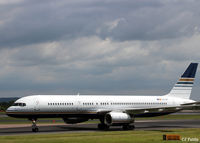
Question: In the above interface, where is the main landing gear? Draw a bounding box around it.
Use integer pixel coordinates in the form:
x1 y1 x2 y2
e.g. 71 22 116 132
97 123 135 130
31 119 39 132
98 123 110 130
122 124 135 130
98 118 110 130
97 117 135 130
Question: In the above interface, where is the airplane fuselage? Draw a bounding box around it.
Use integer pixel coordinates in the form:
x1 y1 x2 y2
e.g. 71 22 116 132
6 95 194 118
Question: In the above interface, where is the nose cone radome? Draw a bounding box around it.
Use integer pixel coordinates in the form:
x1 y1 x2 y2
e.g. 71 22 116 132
6 106 13 116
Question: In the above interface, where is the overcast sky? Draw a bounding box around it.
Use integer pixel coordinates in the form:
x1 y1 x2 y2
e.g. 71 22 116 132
0 0 200 100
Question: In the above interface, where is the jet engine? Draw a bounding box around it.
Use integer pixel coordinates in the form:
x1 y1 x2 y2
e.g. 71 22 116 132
105 112 134 126
62 117 89 124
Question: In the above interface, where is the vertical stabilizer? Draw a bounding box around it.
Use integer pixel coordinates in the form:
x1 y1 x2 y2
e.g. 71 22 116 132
167 63 198 99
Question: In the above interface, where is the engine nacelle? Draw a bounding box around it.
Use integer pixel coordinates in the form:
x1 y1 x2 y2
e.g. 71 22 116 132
62 117 88 124
105 112 134 126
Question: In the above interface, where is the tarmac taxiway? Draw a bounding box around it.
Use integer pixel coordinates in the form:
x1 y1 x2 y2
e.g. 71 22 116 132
0 119 200 135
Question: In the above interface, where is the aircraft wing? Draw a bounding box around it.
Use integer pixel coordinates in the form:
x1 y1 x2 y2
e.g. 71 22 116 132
125 106 182 115
180 101 200 110
97 103 200 115
181 101 200 106
96 106 181 115
97 109 115 115
125 103 200 114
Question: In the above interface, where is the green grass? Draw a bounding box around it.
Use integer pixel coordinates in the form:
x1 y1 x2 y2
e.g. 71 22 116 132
0 112 5 114
0 128 200 143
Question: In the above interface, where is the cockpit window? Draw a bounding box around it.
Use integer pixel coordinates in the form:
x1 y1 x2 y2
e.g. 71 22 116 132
13 103 26 106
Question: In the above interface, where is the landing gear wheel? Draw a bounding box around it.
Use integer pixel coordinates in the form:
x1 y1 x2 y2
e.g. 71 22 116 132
32 127 39 132
98 124 110 130
122 125 128 130
122 125 135 130
31 119 39 132
129 125 135 130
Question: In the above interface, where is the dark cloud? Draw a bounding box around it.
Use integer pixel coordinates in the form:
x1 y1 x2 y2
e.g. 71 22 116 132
1 0 200 47
0 0 200 100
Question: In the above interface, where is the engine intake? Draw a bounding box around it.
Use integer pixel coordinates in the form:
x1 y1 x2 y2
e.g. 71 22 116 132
105 112 134 126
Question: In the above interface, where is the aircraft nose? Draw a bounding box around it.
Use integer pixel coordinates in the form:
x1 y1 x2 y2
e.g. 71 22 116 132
6 106 14 115
6 107 10 114
6 106 15 117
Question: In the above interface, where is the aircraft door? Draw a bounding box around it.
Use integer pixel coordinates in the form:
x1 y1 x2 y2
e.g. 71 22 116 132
34 99 40 111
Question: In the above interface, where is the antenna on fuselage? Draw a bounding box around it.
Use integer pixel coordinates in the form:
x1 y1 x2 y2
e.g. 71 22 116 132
77 92 80 96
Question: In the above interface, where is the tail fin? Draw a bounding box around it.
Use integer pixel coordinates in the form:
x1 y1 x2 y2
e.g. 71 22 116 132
166 63 198 99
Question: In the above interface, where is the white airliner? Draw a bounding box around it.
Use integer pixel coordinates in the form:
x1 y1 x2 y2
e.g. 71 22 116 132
6 63 200 132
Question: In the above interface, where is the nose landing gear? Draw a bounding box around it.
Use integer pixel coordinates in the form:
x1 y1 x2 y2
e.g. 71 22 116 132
31 119 39 132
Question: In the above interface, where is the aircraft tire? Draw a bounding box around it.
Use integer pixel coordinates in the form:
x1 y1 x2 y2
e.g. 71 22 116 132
98 124 109 130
